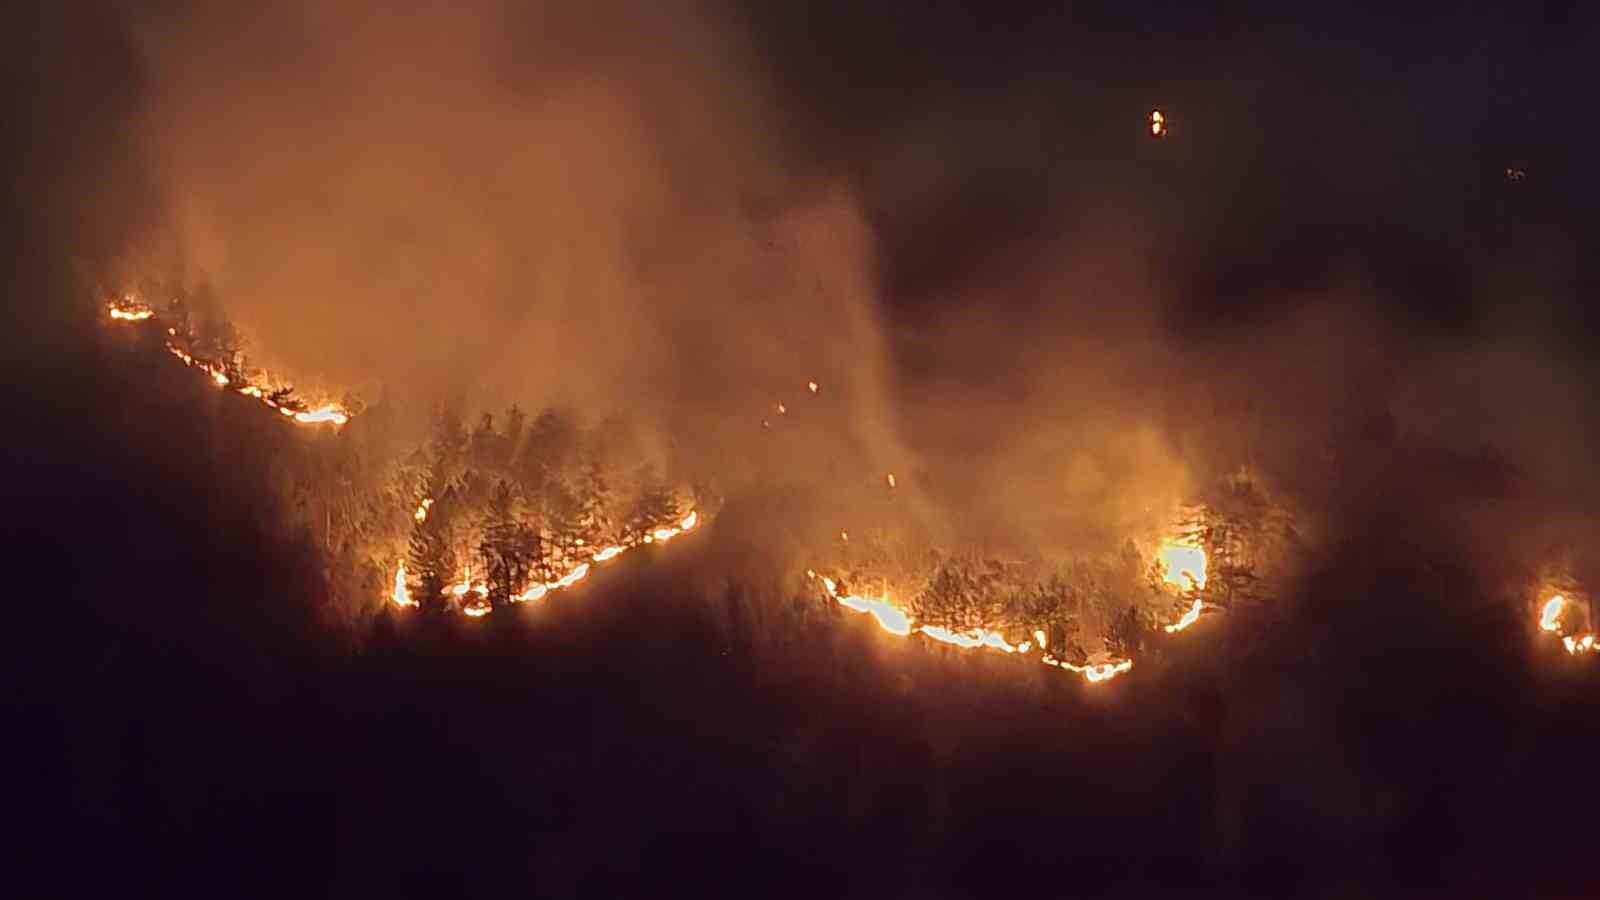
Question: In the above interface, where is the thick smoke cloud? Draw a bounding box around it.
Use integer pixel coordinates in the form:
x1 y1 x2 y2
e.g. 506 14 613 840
70 0 1600 563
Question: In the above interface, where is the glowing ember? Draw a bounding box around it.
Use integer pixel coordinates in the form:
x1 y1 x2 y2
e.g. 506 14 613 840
414 498 433 523
808 381 818 393
886 473 896 488
1157 538 1207 590
1149 109 1166 137
1033 629 1047 648
777 402 787 415
1164 597 1204 634
592 546 622 562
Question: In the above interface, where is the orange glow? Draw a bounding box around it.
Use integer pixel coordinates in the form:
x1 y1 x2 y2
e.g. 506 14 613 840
807 381 818 393
413 498 433 523
886 473 896 488
1150 109 1166 136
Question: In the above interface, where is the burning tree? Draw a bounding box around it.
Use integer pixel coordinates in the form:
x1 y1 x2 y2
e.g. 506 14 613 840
478 481 540 611
624 472 683 545
407 494 457 614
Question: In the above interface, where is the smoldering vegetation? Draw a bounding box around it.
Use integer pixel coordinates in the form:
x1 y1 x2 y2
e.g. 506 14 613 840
11 1 1600 896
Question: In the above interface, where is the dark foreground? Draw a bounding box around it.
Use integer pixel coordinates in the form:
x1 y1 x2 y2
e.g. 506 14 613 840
5 322 1598 900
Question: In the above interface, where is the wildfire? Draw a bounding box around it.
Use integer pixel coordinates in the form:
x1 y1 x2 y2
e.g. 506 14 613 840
1157 538 1207 591
1150 109 1166 137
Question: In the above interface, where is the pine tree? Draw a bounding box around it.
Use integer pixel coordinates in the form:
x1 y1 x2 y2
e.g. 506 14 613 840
478 481 538 609
407 512 456 615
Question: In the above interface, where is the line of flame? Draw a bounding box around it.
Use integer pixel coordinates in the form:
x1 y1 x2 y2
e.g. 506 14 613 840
804 569 1177 684
107 304 350 426
400 510 701 616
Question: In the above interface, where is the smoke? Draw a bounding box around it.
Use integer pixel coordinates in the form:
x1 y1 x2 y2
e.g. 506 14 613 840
48 0 1600 568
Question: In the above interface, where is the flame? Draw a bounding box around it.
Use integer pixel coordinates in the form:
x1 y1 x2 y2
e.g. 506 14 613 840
1157 538 1207 590
391 562 416 607
1164 597 1204 634
1149 109 1166 136
808 381 818 393
1033 629 1047 648
777 402 787 415
397 508 701 614
294 404 350 425
809 574 915 637
919 625 1017 653
886 473 896 488
108 305 154 321
804 571 1137 682
113 303 354 427
1540 595 1565 632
